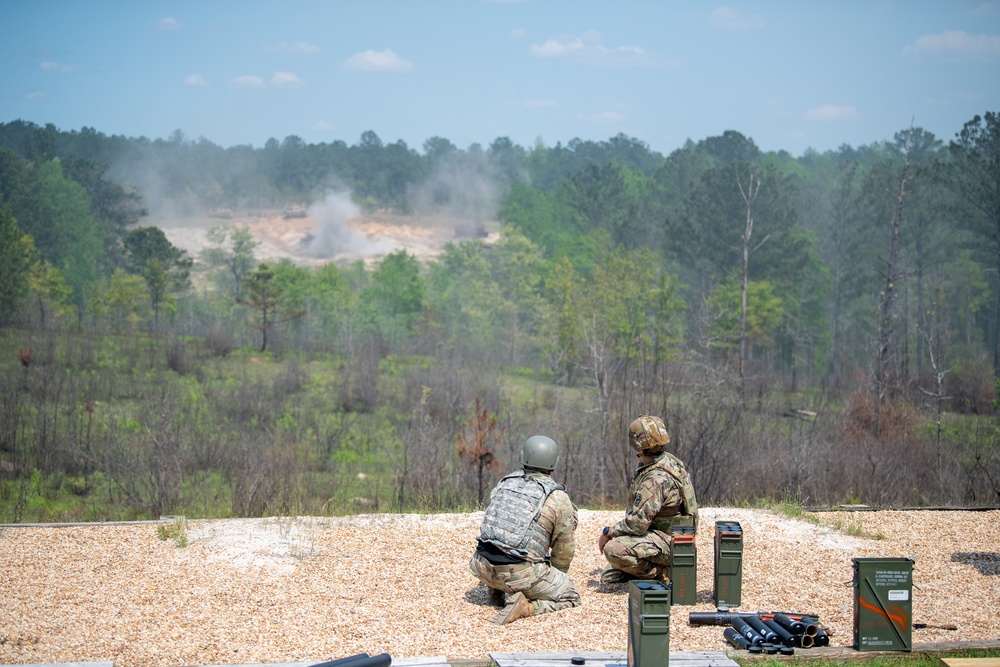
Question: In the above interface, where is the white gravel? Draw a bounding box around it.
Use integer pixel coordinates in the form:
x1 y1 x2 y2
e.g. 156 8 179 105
1 508 997 667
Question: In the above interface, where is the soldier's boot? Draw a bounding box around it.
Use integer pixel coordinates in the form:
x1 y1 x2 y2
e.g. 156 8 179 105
600 566 638 585
488 587 507 608
492 592 534 625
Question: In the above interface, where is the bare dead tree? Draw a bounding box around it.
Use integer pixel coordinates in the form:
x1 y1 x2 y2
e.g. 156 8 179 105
875 125 913 437
918 290 952 480
737 170 769 405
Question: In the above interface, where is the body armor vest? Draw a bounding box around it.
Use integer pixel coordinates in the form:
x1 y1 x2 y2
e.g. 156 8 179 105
479 470 563 562
637 452 699 533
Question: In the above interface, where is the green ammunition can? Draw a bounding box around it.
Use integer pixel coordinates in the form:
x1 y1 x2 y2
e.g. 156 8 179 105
670 525 697 605
627 580 671 667
852 557 914 652
713 521 742 609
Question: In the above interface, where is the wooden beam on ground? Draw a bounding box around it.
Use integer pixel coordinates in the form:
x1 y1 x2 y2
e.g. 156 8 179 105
728 638 1000 661
490 651 738 667
940 660 1000 667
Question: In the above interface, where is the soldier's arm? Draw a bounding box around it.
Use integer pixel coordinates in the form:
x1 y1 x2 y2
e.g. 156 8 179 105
544 491 577 572
607 473 667 537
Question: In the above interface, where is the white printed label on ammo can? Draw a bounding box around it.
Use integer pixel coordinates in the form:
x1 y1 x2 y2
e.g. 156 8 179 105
887 589 909 601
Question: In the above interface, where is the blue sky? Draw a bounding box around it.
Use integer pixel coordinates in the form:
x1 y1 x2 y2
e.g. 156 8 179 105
3 1 1000 158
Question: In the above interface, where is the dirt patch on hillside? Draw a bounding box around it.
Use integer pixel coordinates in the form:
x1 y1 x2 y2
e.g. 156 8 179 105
1 508 997 667
154 210 499 269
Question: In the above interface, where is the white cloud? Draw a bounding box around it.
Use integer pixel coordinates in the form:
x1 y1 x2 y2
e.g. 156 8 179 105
314 121 334 131
577 110 626 124
710 6 764 30
39 61 74 72
591 111 626 123
510 27 527 39
529 30 672 68
269 41 320 55
27 91 47 101
530 36 585 58
184 74 208 87
232 75 265 88
903 30 1000 59
157 17 181 31
967 2 1000 18
343 49 414 72
806 105 859 121
271 71 303 87
523 98 556 108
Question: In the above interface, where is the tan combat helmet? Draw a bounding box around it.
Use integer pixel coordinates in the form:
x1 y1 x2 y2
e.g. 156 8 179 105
628 414 670 452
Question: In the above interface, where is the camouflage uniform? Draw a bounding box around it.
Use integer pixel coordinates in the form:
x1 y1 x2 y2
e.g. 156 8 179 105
470 469 581 616
602 451 697 580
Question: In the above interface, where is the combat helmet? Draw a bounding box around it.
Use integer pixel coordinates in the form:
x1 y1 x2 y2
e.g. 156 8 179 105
519 435 560 471
628 414 670 452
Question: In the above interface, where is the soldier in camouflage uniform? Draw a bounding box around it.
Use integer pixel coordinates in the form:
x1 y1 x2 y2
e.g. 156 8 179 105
598 415 699 585
470 435 581 624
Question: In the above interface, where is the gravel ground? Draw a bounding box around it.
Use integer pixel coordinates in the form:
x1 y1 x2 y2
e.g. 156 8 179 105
1 508 998 667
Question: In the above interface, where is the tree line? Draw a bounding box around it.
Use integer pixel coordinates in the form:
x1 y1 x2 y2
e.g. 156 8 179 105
0 115 998 521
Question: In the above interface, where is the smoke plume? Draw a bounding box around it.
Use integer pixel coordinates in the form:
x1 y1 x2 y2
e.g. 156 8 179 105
306 190 391 258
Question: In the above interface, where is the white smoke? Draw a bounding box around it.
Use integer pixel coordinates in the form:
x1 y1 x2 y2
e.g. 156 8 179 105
408 155 502 222
306 190 391 258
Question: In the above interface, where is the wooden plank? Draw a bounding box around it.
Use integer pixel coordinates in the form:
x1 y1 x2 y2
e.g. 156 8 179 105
729 639 1000 661
191 658 449 667
491 651 738 667
940 660 1000 667
490 652 624 667
0 663 114 667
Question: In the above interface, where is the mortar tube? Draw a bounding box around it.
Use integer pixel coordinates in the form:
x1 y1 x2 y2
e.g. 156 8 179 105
310 655 371 667
773 613 805 634
813 629 830 647
745 616 779 644
800 634 815 649
723 627 752 650
799 615 819 637
689 611 750 626
763 618 800 648
731 617 765 647
313 655 391 667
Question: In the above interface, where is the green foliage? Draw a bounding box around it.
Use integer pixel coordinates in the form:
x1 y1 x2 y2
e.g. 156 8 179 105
203 225 258 297
706 279 785 353
89 268 151 331
35 159 104 307
828 516 885 540
365 250 424 340
26 245 74 327
0 209 33 322
156 518 188 547
3 113 1000 519
123 226 192 329
768 486 820 525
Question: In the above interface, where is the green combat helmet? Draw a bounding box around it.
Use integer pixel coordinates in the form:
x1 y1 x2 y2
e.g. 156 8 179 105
628 414 670 452
520 435 560 472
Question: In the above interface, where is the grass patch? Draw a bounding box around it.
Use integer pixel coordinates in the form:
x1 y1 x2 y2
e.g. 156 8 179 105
156 517 188 547
734 648 1000 667
827 516 886 541
767 487 821 525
